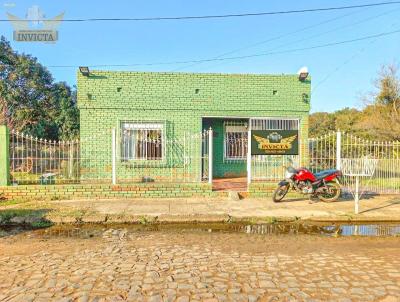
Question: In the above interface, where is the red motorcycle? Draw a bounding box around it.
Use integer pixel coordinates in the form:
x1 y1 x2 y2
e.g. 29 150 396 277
272 166 342 202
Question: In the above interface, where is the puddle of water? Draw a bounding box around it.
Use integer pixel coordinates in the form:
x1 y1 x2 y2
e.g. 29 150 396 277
1 222 400 239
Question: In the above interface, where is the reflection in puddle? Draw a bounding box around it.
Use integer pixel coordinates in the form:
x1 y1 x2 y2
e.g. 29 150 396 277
1 222 400 239
218 223 400 237
339 224 400 236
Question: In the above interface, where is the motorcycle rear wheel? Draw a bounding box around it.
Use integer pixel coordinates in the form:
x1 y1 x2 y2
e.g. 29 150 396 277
272 184 289 202
318 181 341 202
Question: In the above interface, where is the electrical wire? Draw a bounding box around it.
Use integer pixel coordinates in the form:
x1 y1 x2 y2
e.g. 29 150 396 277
1 1 400 22
311 21 399 94
47 28 400 68
189 7 400 73
171 8 366 72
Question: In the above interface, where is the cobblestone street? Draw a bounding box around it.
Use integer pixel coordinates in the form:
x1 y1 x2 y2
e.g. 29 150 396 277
0 228 399 302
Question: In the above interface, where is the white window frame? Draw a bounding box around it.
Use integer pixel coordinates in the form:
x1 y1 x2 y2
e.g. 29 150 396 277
121 122 165 161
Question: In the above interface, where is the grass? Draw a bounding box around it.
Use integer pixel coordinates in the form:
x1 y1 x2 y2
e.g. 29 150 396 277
138 216 151 225
31 221 53 228
365 177 400 190
342 177 400 191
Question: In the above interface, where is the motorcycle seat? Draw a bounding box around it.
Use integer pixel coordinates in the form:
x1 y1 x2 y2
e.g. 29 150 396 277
314 169 339 180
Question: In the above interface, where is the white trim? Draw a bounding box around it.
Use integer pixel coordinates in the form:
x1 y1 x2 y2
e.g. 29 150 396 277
111 128 117 185
247 120 252 184
208 129 213 184
336 131 342 170
298 118 302 165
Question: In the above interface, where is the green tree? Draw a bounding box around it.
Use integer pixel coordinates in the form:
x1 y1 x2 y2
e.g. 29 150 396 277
309 108 362 138
309 112 335 137
50 83 79 140
0 36 79 140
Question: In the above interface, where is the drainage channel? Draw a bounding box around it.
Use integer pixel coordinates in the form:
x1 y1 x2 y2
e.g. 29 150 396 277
1 222 400 238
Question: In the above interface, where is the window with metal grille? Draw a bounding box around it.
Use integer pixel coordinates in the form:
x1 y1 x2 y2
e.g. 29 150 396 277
224 122 248 160
251 118 299 130
121 122 164 160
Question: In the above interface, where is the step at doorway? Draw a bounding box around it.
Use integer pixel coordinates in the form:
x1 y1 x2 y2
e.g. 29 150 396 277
212 177 247 192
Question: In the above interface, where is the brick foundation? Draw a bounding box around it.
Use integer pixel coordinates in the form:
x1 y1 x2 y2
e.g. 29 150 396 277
248 182 277 197
0 183 218 200
0 182 302 200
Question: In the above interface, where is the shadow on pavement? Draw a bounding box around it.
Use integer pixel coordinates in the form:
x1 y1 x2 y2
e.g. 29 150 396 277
360 198 400 214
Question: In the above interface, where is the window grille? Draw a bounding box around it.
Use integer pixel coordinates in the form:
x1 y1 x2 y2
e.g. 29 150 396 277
224 121 248 161
121 122 164 160
251 118 299 130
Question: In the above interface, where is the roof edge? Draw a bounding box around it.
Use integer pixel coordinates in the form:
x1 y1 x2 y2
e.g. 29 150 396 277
77 69 304 77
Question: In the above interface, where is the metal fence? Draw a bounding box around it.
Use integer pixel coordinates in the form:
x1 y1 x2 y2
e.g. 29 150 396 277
340 133 400 194
7 127 400 195
9 129 116 185
305 132 400 195
9 128 212 185
248 131 400 195
10 130 81 185
115 130 211 183
308 132 337 173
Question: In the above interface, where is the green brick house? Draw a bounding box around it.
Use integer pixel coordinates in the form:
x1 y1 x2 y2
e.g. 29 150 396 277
77 70 311 189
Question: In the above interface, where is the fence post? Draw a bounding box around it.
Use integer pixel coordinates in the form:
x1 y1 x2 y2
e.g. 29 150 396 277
208 128 213 184
336 130 342 170
0 125 10 186
111 128 117 185
247 124 252 184
355 176 359 214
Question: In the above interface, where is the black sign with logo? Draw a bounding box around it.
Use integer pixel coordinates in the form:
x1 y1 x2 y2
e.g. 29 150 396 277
251 130 299 155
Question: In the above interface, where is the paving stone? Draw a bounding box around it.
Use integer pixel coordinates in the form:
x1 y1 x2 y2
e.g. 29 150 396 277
258 280 276 288
176 296 189 302
1 233 400 302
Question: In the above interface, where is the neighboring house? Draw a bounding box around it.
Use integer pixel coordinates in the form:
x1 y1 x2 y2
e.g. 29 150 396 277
77 70 310 188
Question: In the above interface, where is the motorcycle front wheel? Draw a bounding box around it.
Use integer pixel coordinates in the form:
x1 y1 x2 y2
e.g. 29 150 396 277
318 181 341 202
272 184 289 202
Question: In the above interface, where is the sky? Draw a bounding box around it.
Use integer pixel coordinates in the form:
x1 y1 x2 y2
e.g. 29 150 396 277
1 0 400 113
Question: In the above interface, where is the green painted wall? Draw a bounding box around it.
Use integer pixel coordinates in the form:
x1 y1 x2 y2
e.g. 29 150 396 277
77 71 311 182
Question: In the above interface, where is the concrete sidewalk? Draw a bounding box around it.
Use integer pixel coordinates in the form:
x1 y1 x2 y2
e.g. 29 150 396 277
7 194 399 223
